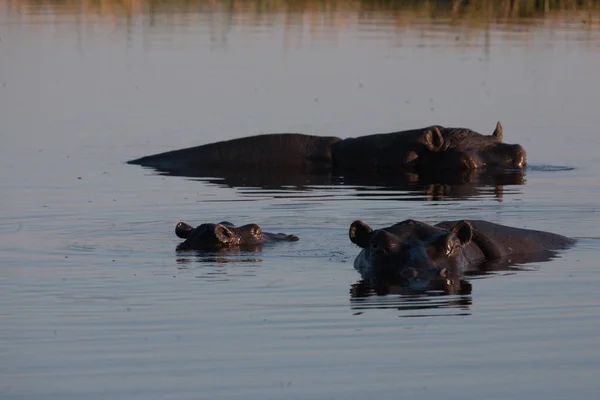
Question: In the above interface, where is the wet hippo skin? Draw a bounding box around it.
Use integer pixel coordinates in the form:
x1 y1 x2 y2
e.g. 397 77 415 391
128 122 526 176
175 221 299 251
349 219 574 293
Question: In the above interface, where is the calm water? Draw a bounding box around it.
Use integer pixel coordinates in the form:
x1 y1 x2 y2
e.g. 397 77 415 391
2 1 600 399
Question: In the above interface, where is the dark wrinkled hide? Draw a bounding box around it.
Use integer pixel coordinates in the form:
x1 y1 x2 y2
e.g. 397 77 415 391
175 221 299 251
128 122 526 179
349 219 574 293
131 134 340 175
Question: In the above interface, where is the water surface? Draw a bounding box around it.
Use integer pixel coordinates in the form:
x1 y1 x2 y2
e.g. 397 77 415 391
2 1 600 399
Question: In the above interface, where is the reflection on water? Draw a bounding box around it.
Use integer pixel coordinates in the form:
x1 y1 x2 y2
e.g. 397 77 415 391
3 1 599 398
5 0 600 53
348 244 569 312
7 0 600 23
176 250 264 281
350 280 473 317
348 259 542 317
177 250 263 262
230 182 514 202
150 163 577 202
143 167 525 201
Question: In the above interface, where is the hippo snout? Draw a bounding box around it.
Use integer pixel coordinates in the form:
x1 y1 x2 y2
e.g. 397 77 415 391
402 267 448 291
512 144 527 169
491 143 527 169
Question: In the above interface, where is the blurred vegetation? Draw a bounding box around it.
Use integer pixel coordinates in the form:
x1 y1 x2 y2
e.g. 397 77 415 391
5 0 600 25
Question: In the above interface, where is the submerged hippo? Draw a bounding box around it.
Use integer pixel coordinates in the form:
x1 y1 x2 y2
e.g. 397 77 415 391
128 122 526 177
175 221 299 251
349 219 574 293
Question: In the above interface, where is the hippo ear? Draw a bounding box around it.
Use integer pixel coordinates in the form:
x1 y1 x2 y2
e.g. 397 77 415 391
175 222 194 239
349 220 373 248
450 220 473 245
214 224 236 244
422 127 444 152
492 121 503 141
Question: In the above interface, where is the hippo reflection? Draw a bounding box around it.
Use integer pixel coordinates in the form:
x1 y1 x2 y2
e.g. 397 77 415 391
128 122 526 177
176 168 524 202
349 219 574 293
176 221 299 251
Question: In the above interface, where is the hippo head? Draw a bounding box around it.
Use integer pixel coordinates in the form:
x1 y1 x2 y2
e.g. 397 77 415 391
416 122 527 172
175 221 263 251
349 219 474 292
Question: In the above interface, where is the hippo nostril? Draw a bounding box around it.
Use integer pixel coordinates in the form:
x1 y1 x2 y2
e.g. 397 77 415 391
511 145 527 169
515 152 527 169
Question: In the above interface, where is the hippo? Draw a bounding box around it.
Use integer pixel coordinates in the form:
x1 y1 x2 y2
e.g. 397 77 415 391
127 122 526 178
349 219 574 293
175 221 299 251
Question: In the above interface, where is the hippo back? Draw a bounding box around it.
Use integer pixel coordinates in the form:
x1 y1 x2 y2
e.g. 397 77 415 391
331 129 428 173
435 220 575 260
129 133 341 175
